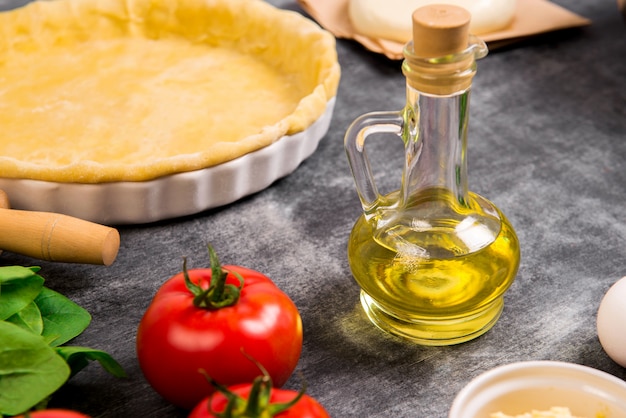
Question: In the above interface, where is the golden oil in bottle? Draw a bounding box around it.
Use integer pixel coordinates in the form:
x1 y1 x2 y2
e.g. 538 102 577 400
344 6 521 345
347 190 520 345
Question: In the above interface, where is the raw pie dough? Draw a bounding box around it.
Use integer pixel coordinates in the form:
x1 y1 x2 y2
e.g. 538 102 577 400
348 0 517 43
0 0 340 183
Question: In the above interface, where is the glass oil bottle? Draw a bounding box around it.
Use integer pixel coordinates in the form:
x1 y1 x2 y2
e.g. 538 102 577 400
344 5 520 346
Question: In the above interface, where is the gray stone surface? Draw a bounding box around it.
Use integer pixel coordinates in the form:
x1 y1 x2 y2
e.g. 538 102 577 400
1 0 625 416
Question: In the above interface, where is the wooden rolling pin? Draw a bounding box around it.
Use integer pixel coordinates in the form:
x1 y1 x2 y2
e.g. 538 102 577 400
0 189 120 266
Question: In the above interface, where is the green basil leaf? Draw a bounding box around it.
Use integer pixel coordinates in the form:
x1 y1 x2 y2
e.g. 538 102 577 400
0 265 41 282
6 301 44 335
0 266 44 320
35 287 91 347
0 321 70 416
55 346 127 379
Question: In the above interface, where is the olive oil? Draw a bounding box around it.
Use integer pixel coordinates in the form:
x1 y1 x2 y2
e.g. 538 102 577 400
344 6 521 345
347 191 520 345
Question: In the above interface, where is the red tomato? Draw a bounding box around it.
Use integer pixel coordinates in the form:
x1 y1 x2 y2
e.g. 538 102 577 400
188 383 330 418
14 410 90 418
136 248 303 410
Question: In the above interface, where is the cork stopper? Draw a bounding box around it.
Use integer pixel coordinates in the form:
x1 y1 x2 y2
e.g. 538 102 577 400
411 4 471 58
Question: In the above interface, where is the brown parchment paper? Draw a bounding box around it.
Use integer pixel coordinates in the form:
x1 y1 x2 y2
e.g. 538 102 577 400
297 0 591 59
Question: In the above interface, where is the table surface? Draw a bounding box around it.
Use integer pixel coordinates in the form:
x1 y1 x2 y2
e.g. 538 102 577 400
1 0 625 417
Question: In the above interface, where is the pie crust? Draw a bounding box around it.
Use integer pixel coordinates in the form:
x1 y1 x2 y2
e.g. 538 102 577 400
0 100 335 224
0 0 340 183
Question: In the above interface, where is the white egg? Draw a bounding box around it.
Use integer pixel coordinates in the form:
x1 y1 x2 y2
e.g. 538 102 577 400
597 276 626 368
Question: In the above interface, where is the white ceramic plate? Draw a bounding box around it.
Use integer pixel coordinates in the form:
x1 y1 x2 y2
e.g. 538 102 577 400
0 98 335 225
449 360 626 418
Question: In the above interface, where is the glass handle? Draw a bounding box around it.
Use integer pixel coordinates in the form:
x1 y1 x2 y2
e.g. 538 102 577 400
344 111 403 213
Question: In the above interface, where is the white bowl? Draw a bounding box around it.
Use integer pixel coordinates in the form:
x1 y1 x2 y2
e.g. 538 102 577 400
449 361 626 418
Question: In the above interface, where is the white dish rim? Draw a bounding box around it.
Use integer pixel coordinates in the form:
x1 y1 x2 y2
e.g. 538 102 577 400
449 360 626 418
0 98 335 225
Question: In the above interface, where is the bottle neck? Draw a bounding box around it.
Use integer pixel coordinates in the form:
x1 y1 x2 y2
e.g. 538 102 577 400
398 37 486 211
401 35 486 95
401 86 471 209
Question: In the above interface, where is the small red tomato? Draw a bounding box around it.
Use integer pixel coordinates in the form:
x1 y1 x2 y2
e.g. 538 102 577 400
14 410 90 418
188 375 330 418
136 246 303 410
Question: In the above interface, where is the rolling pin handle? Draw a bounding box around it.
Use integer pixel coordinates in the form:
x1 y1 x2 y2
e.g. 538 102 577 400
0 189 120 266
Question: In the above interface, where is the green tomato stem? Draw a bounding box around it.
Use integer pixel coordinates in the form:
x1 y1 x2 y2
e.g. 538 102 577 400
201 365 307 418
183 245 244 310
